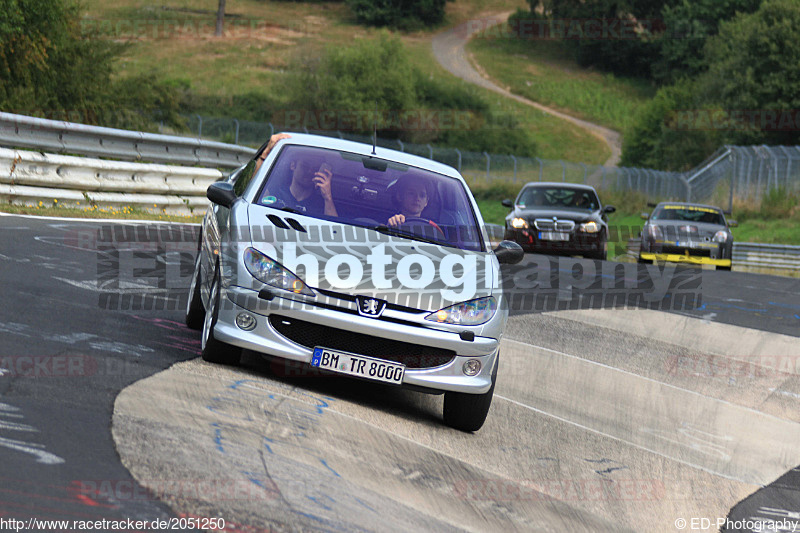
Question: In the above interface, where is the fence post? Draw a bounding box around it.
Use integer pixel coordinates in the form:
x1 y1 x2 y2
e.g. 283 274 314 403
269 122 274 136
233 119 240 145
511 155 517 184
397 139 404 152
484 152 490 183
536 157 543 181
427 144 433 160
337 130 344 139
455 148 462 171
196 115 202 138
601 166 606 190
579 162 587 184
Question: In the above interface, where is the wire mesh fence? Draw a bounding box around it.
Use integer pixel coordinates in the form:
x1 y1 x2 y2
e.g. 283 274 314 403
184 114 799 206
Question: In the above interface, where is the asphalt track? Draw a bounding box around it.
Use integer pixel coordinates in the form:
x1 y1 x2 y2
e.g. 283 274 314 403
1 214 799 532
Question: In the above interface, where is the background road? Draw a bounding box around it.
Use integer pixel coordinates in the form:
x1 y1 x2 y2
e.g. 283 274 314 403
1 214 798 532
431 13 623 167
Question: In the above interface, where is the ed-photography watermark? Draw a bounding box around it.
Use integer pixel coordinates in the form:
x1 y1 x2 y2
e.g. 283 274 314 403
91 223 702 313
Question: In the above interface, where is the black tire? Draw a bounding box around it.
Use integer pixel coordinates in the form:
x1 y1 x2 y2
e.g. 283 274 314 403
716 265 732 271
443 356 498 432
185 250 205 330
637 256 652 264
589 238 607 261
201 269 241 365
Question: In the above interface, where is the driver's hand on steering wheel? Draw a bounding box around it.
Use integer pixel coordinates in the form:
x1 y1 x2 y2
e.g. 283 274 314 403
387 214 406 227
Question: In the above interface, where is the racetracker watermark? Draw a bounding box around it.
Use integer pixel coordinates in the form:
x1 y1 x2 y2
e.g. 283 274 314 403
272 109 485 132
666 355 800 379
459 17 709 40
69 478 279 502
454 479 665 501
79 16 311 40
0 355 181 378
668 109 800 132
89 224 702 313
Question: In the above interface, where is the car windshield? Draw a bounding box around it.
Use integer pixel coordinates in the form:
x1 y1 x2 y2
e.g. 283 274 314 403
652 205 725 225
516 186 599 210
256 144 484 252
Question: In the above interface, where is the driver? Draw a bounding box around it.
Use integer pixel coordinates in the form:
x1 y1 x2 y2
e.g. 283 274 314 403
387 174 434 227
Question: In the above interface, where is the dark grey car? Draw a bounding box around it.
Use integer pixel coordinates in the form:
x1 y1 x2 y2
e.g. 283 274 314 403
638 202 737 270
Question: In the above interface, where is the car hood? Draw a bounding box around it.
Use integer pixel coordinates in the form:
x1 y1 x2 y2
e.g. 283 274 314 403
511 208 598 222
243 204 496 312
649 220 727 238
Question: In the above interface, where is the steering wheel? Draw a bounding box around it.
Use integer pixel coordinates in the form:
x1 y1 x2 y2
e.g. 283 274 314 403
400 217 445 236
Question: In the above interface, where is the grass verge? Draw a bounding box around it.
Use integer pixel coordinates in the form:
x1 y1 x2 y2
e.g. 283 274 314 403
0 203 203 223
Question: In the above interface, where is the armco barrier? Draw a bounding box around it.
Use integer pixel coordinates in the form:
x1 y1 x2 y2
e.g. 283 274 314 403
0 111 254 168
0 148 222 216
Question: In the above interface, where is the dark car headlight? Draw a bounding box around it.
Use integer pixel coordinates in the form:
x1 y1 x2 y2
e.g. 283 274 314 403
244 247 315 297
712 231 729 243
510 217 528 229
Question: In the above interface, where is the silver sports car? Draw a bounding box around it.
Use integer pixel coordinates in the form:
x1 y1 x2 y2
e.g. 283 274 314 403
186 133 523 431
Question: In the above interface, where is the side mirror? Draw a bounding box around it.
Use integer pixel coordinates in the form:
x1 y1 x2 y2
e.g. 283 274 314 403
501 199 513 208
207 182 237 208
604 205 616 214
494 240 524 265
727 219 738 228
640 212 650 220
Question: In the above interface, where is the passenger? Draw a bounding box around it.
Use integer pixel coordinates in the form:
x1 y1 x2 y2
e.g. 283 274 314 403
259 133 338 217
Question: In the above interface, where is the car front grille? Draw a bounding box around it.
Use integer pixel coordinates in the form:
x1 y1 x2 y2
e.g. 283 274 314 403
268 315 457 369
534 219 575 232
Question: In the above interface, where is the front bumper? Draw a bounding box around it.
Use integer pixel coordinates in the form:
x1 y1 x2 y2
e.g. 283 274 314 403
639 252 731 267
212 286 500 394
505 228 603 254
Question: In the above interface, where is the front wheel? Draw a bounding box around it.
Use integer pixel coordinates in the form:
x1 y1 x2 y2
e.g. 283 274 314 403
443 356 498 432
716 265 732 271
201 269 241 365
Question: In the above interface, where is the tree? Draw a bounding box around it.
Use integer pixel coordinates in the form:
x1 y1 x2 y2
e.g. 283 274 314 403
699 0 800 146
215 0 227 37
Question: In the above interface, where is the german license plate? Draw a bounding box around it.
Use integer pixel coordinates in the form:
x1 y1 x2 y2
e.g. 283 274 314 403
539 231 569 241
311 347 405 385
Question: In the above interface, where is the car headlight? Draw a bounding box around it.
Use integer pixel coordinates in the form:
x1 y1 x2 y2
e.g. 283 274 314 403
511 217 528 229
425 296 497 326
244 247 315 296
578 221 599 233
645 224 662 239
712 231 728 243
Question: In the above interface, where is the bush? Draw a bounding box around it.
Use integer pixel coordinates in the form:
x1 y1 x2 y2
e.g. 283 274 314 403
346 0 448 30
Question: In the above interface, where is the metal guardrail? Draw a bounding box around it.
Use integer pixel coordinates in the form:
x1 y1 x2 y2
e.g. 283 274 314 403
626 238 800 271
733 242 800 271
0 112 254 169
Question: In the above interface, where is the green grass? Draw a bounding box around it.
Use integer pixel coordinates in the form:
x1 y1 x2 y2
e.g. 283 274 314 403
467 30 655 132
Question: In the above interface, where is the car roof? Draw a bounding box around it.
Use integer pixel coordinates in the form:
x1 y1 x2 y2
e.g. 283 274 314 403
275 133 463 181
520 182 599 192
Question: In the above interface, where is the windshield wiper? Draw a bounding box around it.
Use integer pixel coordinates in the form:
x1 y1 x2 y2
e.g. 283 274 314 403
371 225 441 245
